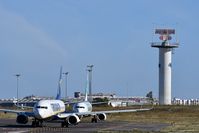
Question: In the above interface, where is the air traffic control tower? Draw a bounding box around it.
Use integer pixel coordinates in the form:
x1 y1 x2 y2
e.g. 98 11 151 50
151 29 179 105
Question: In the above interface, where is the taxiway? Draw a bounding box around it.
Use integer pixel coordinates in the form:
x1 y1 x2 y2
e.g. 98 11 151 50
0 118 169 133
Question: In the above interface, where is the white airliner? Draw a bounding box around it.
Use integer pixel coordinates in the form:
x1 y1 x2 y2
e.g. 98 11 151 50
0 68 151 127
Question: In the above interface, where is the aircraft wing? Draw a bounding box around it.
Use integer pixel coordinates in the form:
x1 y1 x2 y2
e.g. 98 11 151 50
15 104 34 109
56 112 82 119
0 109 34 117
0 109 25 114
57 108 151 118
78 108 151 116
92 108 151 114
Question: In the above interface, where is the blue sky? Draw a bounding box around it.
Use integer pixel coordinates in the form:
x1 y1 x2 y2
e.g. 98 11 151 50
0 0 199 99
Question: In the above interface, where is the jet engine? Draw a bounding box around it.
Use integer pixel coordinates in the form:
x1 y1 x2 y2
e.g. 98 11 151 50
68 114 80 125
97 113 107 121
16 114 28 124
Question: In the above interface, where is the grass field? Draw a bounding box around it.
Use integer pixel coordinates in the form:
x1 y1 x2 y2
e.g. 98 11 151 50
93 105 199 132
1 105 199 132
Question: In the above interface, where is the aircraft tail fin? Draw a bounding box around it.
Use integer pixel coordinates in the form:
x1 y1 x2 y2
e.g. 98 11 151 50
56 67 63 100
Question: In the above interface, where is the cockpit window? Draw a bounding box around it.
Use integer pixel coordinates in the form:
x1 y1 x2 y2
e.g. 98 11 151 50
36 106 48 109
76 106 85 109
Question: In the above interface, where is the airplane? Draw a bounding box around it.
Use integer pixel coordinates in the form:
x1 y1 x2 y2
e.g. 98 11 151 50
0 67 152 127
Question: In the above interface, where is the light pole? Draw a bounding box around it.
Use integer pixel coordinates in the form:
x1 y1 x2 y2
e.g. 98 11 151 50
87 65 94 102
63 72 69 100
15 74 20 105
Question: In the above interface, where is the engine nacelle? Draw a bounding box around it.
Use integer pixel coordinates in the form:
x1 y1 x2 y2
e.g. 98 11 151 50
16 114 28 124
68 114 80 125
97 113 107 121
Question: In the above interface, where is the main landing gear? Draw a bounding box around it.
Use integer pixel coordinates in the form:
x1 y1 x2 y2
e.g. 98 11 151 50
61 120 69 128
91 115 98 123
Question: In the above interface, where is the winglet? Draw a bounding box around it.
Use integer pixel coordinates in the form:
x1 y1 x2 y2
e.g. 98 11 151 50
56 67 63 100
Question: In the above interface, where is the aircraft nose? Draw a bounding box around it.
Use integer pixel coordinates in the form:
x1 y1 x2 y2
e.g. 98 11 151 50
35 109 45 119
76 108 81 112
73 104 80 112
73 107 79 112
38 110 46 119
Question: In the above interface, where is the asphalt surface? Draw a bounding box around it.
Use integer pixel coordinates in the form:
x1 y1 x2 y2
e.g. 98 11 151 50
0 118 169 133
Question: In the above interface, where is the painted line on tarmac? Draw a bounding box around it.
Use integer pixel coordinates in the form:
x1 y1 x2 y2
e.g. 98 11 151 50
7 130 29 133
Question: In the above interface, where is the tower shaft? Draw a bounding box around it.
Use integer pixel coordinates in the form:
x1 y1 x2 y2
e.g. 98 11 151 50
159 48 172 105
88 70 92 98
87 65 94 102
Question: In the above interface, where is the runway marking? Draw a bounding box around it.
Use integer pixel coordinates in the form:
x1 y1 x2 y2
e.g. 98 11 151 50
29 127 71 133
8 131 29 133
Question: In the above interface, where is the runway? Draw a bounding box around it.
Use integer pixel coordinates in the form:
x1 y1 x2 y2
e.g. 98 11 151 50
0 118 169 133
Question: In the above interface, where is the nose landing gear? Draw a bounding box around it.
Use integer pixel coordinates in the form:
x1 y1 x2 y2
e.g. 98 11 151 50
32 118 43 127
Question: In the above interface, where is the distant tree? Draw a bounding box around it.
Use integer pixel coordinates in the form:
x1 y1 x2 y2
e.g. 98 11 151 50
146 91 153 99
